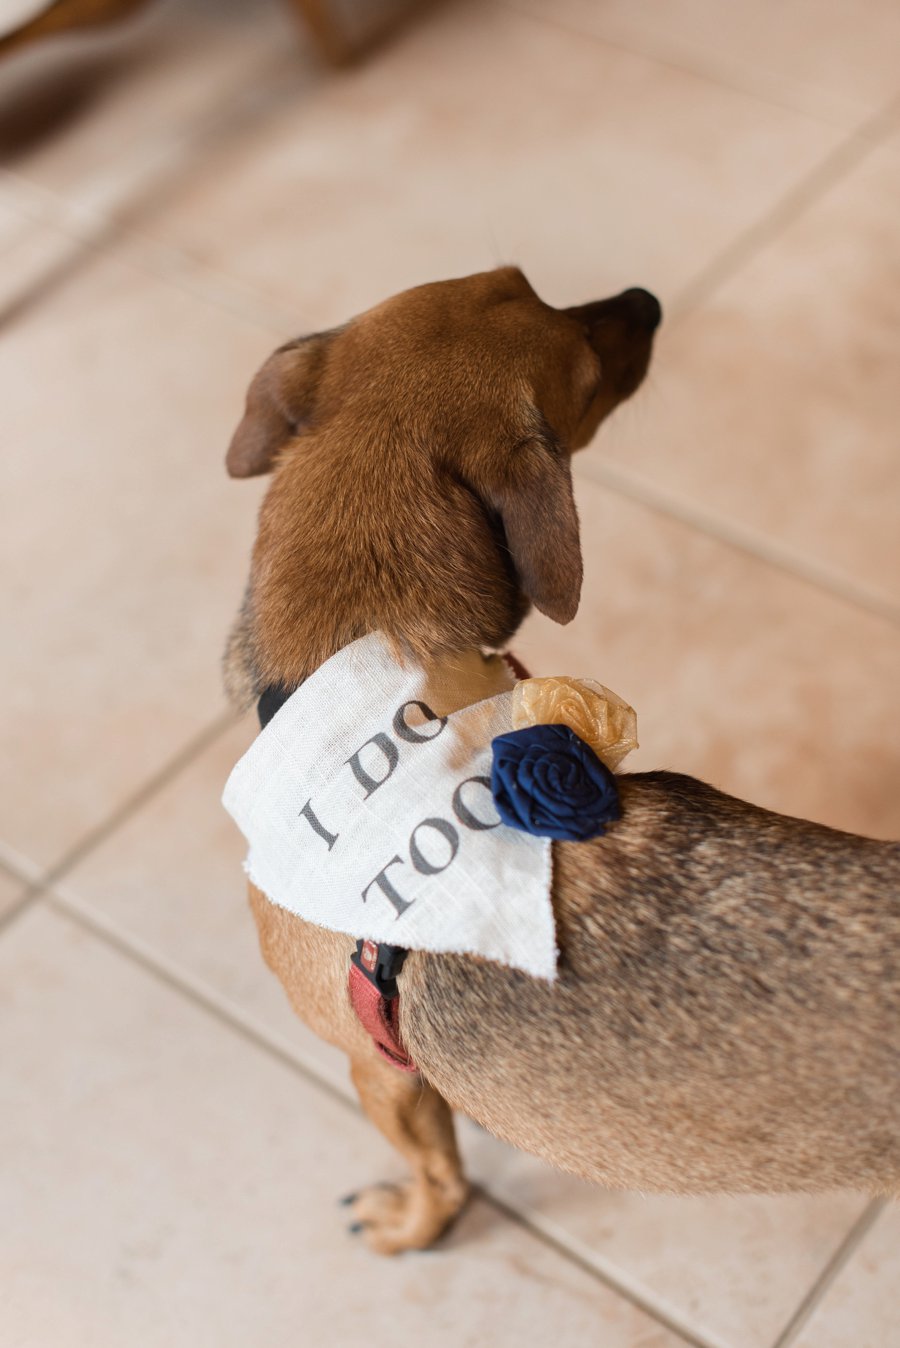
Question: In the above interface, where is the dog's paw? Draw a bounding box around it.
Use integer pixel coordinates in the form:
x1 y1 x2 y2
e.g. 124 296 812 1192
341 1177 469 1255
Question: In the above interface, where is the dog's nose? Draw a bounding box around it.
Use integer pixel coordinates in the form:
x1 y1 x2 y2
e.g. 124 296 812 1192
619 288 663 332
565 288 663 337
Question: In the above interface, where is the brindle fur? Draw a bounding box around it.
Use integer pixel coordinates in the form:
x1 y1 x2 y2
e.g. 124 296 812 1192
225 268 899 1254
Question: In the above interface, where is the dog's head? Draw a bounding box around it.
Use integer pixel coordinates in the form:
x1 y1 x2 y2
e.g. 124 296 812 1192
225 267 660 696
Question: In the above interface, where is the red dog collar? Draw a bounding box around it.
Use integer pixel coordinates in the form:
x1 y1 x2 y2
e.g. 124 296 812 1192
348 940 417 1072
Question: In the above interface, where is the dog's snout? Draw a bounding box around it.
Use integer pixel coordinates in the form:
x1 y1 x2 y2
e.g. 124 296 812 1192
619 287 662 332
567 287 662 335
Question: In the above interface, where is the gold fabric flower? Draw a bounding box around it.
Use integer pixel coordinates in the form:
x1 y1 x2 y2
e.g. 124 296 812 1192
510 676 638 771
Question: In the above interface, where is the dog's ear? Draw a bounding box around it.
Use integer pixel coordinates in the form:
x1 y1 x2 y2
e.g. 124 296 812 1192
476 425 583 625
226 333 332 478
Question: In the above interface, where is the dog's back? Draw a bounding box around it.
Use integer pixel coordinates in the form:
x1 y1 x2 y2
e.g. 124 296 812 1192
402 772 900 1194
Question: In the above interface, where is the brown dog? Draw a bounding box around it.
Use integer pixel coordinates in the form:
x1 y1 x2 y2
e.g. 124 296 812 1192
224 266 900 1255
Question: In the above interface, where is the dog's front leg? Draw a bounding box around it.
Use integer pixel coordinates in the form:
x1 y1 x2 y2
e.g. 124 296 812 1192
247 886 468 1251
345 1052 469 1255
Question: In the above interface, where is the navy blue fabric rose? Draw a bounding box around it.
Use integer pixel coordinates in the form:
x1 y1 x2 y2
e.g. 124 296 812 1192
490 723 621 842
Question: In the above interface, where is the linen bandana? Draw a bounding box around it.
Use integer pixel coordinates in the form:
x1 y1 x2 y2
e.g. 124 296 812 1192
223 633 557 980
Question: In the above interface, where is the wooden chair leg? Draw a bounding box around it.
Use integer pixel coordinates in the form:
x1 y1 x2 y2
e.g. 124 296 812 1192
0 0 422 69
282 0 357 67
283 0 428 68
0 0 154 58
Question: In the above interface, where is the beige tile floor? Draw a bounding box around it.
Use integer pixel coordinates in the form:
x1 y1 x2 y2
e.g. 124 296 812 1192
1 1 898 1345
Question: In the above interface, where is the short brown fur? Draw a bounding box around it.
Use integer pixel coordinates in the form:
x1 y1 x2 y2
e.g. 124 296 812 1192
225 268 899 1254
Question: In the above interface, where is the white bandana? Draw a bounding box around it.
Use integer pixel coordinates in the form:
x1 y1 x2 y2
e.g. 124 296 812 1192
223 633 556 980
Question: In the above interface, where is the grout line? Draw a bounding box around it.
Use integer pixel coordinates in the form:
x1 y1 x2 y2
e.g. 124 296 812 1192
667 92 900 320
5 1 898 355
498 0 900 325
493 0 854 130
0 849 38 887
44 887 360 1116
37 707 239 891
0 887 42 937
768 1197 888 1348
44 888 711 1346
474 1187 726 1348
0 224 117 330
0 709 239 939
0 190 309 340
8 4 897 364
0 826 47 889
0 46 316 331
576 456 900 628
105 230 315 339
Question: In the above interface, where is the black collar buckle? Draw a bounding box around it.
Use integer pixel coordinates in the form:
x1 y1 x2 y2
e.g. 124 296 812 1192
351 939 408 1000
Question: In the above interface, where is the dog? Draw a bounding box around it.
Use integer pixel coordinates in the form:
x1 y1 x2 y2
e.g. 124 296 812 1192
223 266 900 1255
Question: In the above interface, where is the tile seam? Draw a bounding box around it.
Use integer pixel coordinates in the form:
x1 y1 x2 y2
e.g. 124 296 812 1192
0 887 42 937
43 889 720 1347
45 886 359 1111
0 47 315 331
667 93 900 321
575 456 900 629
5 10 899 360
477 1189 728 1348
35 707 239 892
494 0 862 129
0 851 36 886
0 191 306 340
768 1197 888 1348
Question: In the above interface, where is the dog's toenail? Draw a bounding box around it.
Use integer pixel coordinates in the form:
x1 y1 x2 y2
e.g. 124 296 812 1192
348 1221 367 1234
339 1192 358 1206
